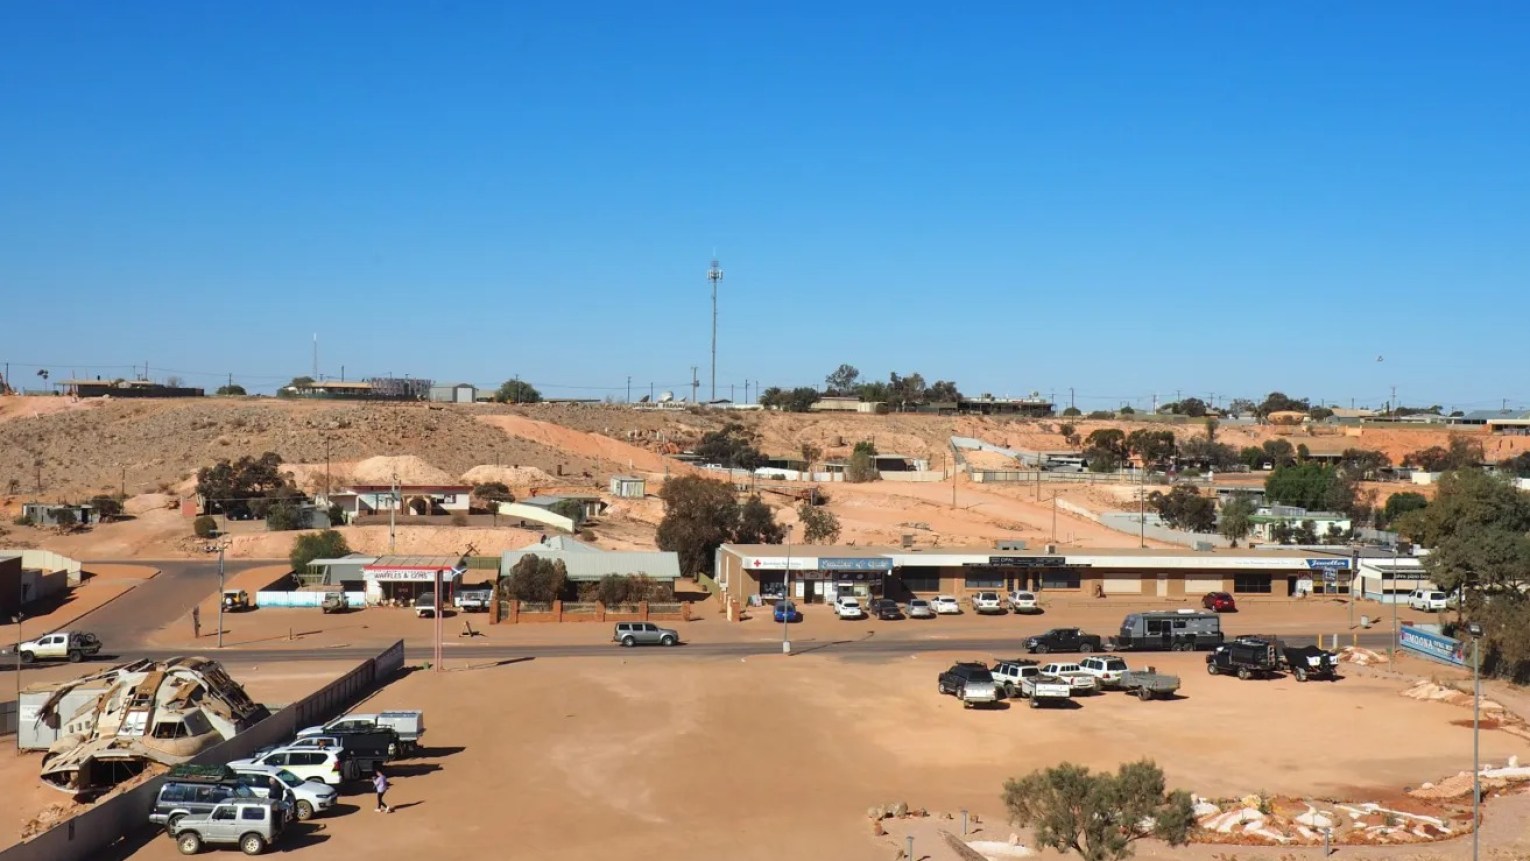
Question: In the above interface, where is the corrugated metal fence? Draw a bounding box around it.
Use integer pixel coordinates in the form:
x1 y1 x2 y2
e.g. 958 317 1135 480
0 700 16 736
0 639 406 861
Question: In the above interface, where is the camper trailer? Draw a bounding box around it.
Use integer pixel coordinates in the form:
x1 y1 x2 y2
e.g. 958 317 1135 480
1108 609 1224 652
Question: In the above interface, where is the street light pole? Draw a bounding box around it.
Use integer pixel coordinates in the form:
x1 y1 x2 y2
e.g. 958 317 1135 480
782 532 793 656
1470 622 1483 861
217 545 226 649
1391 541 1400 657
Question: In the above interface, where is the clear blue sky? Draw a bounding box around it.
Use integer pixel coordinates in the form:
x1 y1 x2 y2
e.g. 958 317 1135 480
3 2 1527 409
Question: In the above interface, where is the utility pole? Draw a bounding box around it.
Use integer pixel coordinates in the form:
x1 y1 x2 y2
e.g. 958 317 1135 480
690 366 699 404
324 435 332 500
1069 387 1075 412
627 376 631 404
389 474 398 555
708 258 723 403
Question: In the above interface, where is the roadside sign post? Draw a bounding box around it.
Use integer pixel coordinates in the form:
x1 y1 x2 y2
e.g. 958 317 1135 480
1469 623 1483 861
217 546 225 649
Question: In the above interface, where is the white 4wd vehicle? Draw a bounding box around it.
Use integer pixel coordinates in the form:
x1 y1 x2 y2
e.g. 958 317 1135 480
833 597 864 620
1408 589 1449 612
1038 662 1100 695
5 631 102 664
970 592 1004 614
1007 591 1039 613
931 595 962 615
229 748 347 787
1078 655 1130 689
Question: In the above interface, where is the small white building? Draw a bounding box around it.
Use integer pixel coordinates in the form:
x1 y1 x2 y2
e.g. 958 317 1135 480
429 383 477 404
609 476 646 499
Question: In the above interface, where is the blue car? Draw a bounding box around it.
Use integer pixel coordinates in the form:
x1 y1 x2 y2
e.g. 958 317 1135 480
773 601 802 623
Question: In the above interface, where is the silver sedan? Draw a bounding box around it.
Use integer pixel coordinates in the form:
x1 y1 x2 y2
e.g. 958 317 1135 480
907 598 936 619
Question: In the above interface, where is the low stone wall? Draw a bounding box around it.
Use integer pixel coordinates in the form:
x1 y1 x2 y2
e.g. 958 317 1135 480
495 600 687 624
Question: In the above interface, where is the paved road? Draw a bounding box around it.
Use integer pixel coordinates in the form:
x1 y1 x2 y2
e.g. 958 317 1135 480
79 558 281 645
102 629 1401 667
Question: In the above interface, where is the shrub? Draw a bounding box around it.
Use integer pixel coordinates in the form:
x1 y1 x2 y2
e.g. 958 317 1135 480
193 515 218 538
450 511 469 527
290 529 351 572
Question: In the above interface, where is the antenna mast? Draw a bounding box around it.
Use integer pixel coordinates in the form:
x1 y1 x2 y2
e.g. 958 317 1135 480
708 258 723 402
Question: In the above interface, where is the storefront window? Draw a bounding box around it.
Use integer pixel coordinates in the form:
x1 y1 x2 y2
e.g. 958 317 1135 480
759 578 786 599
1234 574 1272 594
1039 570 1081 589
964 572 1003 589
902 575 940 592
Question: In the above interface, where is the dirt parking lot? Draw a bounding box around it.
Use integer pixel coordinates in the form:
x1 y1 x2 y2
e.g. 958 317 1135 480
105 646 1530 861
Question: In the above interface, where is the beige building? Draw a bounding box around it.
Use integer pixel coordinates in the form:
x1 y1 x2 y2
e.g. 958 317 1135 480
715 544 1356 606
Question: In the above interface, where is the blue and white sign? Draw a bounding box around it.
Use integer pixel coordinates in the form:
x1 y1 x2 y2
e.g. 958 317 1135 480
1305 558 1351 570
818 557 894 572
1399 627 1468 667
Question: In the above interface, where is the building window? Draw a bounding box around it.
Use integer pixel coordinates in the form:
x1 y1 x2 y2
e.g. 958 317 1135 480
1234 574 1272 594
964 572 1003 589
1040 570 1081 590
901 573 940 593
443 494 457 504
759 577 786 599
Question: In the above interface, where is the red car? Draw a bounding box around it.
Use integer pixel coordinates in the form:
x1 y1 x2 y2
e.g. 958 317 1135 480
1202 591 1237 612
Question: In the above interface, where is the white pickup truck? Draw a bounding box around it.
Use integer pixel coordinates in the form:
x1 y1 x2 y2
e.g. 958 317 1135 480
4 631 102 664
989 659 1073 708
1038 661 1101 695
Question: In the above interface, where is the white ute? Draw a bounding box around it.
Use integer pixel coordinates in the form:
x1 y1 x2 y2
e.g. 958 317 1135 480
1038 661 1100 695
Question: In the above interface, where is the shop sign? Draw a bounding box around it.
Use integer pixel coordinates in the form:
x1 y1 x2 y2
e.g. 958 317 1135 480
818 558 893 571
747 557 815 570
1305 558 1351 570
1400 627 1467 668
799 570 883 581
365 567 463 582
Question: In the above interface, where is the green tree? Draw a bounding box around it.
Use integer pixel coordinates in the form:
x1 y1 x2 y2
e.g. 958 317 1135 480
845 448 879 482
193 515 218 538
798 502 841 544
887 372 927 410
1002 760 1194 861
656 476 785 576
735 496 785 544
53 508 79 529
1203 416 1219 441
502 554 569 602
1339 448 1390 479
1265 462 1355 513
1256 391 1310 418
694 423 769 469
824 364 860 396
495 379 542 403
264 500 304 531
1404 436 1483 472
215 384 247 396
1146 486 1216 532
1227 398 1257 418
1261 439 1297 468
1218 496 1256 547
471 482 513 507
1239 446 1267 469
1499 452 1530 478
926 379 962 402
1400 471 1530 597
1084 429 1128 472
549 498 585 525
195 452 298 519
1382 491 1428 524
1178 436 1238 470
854 380 891 403
88 494 124 519
1126 429 1176 470
1309 406 1335 421
759 386 819 411
1062 406 1082 417
290 529 350 572
1118 406 1135 415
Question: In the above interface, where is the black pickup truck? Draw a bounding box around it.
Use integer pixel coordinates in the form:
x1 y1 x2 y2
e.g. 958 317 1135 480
1205 638 1280 680
1025 627 1105 655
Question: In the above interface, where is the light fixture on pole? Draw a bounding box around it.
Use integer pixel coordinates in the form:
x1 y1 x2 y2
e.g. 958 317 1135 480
1468 620 1483 861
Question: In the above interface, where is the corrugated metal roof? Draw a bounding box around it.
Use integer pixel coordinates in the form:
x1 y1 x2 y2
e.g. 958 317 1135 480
366 555 461 569
499 549 680 580
518 535 601 553
1460 409 1530 422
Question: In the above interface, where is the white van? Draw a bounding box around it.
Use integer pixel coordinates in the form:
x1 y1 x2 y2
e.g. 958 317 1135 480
1407 589 1448 612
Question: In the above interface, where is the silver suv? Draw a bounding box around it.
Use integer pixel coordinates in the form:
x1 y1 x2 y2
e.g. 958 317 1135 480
170 798 286 856
612 622 680 647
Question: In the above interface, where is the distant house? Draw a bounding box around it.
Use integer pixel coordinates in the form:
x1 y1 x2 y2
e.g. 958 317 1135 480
499 537 680 589
281 380 377 399
60 378 204 398
608 476 646 499
318 484 472 521
428 383 477 404
21 503 98 528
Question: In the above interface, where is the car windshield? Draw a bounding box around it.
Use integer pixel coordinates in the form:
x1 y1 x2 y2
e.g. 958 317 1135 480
1103 659 1127 670
910 600 928 606
1014 593 1034 600
274 770 303 787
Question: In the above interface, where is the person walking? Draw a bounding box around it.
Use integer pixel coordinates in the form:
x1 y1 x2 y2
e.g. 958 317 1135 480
373 768 392 813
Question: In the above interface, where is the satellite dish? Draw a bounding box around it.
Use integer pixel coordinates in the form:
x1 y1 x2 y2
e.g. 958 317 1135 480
638 394 651 403
658 391 674 403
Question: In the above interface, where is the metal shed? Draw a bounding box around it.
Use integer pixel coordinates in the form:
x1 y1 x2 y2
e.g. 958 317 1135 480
609 476 646 499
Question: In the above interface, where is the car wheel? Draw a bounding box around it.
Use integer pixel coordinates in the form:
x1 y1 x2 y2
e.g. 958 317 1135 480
67 650 82 663
1028 696 1040 709
239 833 266 856
1237 667 1251 681
1294 668 1308 683
1080 643 1094 653
295 800 314 821
661 634 677 646
1206 663 1219 676
177 832 203 855
1035 645 1049 654
1136 688 1153 701
621 636 636 647
18 651 34 664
